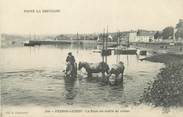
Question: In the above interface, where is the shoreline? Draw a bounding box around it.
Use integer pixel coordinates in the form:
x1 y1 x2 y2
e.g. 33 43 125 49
140 53 183 64
140 53 183 107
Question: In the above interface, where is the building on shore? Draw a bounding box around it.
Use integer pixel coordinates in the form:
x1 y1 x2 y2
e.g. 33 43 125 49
129 30 155 43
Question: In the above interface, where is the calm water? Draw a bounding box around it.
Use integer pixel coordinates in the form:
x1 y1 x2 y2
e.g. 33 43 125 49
0 44 164 107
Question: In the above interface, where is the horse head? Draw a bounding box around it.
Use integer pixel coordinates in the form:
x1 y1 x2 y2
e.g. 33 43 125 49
78 62 91 73
109 61 125 76
78 62 83 70
119 61 124 66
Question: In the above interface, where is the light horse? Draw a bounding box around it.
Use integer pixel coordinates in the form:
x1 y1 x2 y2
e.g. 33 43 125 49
78 62 110 78
65 62 77 79
108 61 125 85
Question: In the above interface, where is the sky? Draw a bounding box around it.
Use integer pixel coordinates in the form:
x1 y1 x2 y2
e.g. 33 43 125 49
1 0 183 34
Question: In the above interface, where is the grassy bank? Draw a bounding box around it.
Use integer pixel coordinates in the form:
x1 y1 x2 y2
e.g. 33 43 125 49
140 54 183 107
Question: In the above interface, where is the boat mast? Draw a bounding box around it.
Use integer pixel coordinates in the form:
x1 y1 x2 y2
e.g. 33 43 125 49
105 26 108 63
116 30 120 63
102 28 105 64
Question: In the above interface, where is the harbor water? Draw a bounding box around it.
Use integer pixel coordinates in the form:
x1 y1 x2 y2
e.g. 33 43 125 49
0 44 164 107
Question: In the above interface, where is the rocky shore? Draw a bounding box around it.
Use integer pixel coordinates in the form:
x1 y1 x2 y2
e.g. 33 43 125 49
140 53 183 107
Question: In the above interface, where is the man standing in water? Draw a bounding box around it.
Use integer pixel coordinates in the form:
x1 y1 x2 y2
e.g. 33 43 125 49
66 52 76 75
66 52 75 65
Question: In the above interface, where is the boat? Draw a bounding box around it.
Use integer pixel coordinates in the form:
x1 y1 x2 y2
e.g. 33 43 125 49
24 41 41 46
114 47 137 55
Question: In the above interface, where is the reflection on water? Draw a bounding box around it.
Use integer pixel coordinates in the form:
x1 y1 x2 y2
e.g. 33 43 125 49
0 44 164 107
64 77 77 100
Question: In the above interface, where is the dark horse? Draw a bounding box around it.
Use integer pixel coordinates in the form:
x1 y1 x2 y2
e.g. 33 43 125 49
65 62 77 78
78 62 110 77
108 61 125 85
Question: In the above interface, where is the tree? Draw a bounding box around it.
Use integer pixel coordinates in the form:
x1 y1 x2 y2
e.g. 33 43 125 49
175 28 183 40
175 20 183 39
154 31 162 39
162 26 174 39
176 20 183 29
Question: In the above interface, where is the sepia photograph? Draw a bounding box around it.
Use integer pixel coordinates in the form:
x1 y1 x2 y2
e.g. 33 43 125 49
0 0 183 117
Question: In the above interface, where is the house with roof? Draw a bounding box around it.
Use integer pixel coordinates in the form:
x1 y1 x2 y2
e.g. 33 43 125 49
129 30 155 43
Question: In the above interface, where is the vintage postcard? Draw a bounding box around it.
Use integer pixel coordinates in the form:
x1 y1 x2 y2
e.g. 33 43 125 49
1 0 183 117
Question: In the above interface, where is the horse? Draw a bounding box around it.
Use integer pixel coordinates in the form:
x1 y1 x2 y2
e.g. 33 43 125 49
65 62 77 78
78 62 110 77
108 61 125 85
